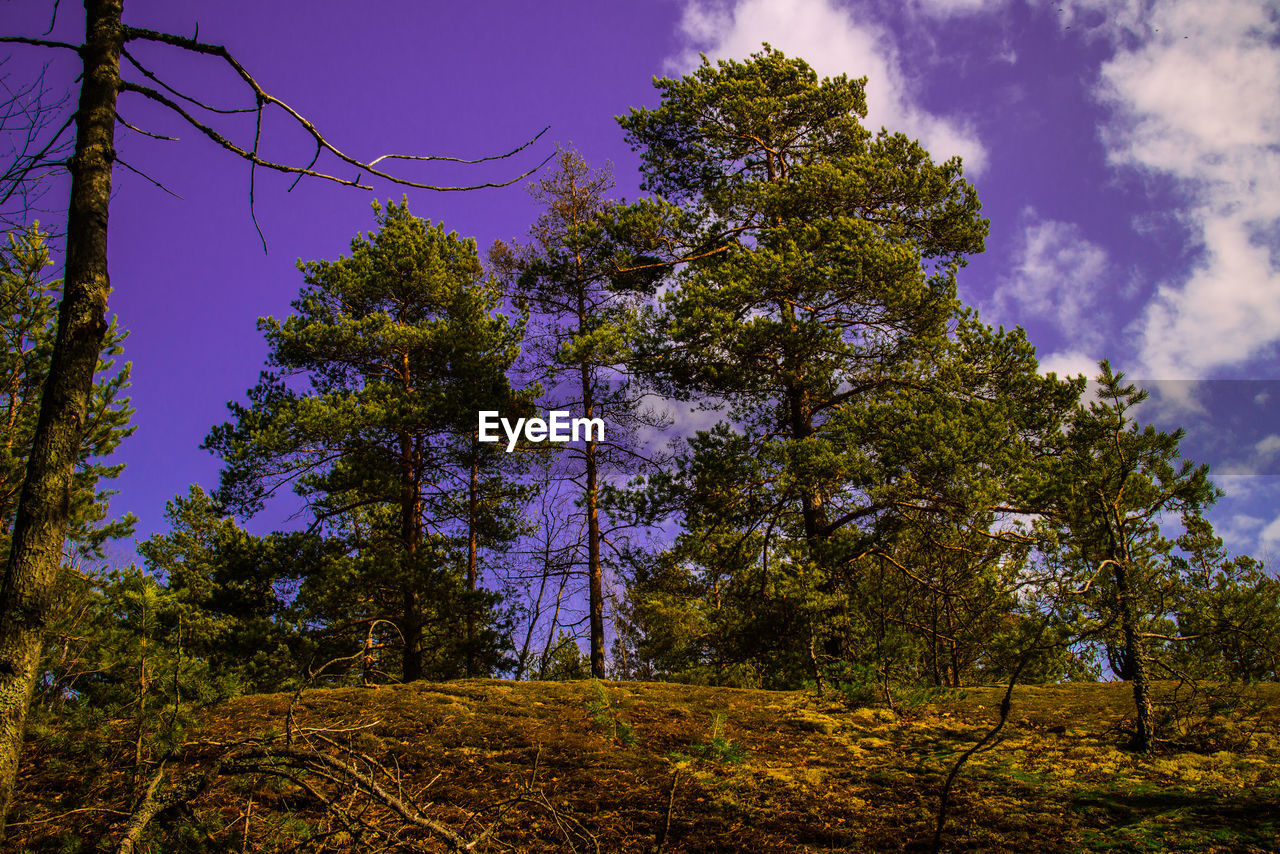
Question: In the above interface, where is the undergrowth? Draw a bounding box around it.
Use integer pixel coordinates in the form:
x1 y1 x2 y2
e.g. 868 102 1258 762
671 713 748 765
585 678 637 746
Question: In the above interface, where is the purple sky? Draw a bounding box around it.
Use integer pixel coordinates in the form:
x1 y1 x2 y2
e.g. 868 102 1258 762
5 0 1279 564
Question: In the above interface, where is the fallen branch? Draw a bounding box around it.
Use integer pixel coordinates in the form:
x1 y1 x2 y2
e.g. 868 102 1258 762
653 768 680 854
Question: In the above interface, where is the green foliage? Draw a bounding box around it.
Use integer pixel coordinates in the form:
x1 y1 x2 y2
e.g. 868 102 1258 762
137 485 305 693
540 632 591 681
673 713 747 764
36 565 239 769
1045 365 1223 671
1036 361 1277 747
1167 516 1280 681
14 44 1280 854
585 678 636 746
823 662 883 706
612 49 1080 690
205 199 531 681
892 684 970 711
0 224 135 560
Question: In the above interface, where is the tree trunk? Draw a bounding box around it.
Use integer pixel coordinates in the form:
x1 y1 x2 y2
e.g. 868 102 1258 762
1113 559 1154 751
465 443 479 678
398 429 422 682
0 0 123 833
582 362 605 679
401 588 422 683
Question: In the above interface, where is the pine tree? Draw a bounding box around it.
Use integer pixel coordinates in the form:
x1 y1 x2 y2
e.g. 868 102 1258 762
491 148 664 678
137 485 305 693
206 200 531 682
1167 515 1280 682
1050 361 1221 751
0 224 134 560
613 48 1072 687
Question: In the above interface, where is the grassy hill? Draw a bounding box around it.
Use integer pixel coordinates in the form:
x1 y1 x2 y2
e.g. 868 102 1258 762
13 679 1280 852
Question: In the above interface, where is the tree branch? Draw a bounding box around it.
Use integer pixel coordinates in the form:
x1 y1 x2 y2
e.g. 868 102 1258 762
0 37 81 53
121 26 553 192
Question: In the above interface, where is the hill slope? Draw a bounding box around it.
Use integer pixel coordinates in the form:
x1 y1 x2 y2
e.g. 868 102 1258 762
14 679 1280 852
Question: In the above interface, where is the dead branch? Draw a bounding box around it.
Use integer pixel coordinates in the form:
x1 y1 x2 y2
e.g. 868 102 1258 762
285 619 403 743
114 155 182 199
115 766 167 854
119 26 553 192
115 760 217 854
118 81 374 189
114 111 177 141
0 37 81 53
108 734 606 854
0 59 75 230
111 742 465 852
652 768 679 854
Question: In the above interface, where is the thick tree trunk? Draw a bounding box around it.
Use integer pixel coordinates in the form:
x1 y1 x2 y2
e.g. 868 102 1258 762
0 0 123 833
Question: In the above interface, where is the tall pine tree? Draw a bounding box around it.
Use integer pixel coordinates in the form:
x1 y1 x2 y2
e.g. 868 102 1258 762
613 48 1073 686
206 200 530 681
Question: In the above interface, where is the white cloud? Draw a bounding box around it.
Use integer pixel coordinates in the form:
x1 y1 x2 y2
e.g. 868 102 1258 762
1228 512 1265 531
1257 434 1280 458
913 0 1010 18
1038 349 1100 382
1217 510 1265 552
1141 378 1208 421
1261 512 1280 548
1064 0 1167 40
1213 432 1280 476
991 212 1111 347
668 0 988 173
1206 476 1280 556
1211 473 1264 502
1081 0 1280 379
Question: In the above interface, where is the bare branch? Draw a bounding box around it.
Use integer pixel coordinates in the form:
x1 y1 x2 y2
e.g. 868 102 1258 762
368 125 550 167
121 47 256 115
121 26 552 192
248 96 266 252
44 0 63 37
0 36 81 53
118 81 372 188
0 111 73 204
654 768 680 853
0 60 75 233
115 156 183 200
114 113 178 141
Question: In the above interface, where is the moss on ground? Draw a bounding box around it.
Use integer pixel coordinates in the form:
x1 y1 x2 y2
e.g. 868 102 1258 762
12 680 1280 852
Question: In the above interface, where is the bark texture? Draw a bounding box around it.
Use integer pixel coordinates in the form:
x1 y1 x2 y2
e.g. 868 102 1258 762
0 0 123 832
